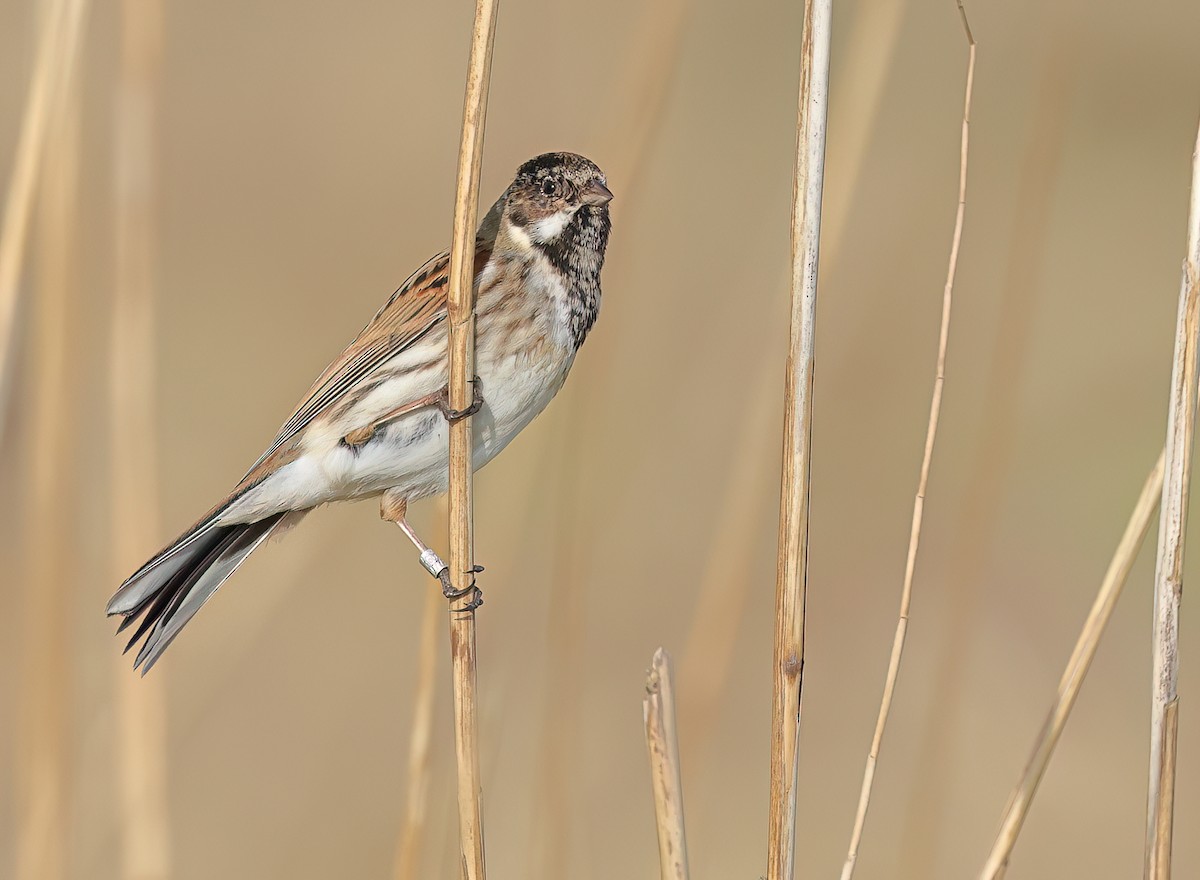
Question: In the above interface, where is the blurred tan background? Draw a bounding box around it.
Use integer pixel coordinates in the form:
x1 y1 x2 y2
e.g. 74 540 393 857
3 0 1200 877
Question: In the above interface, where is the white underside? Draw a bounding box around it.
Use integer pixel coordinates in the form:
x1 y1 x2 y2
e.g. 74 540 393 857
219 252 576 525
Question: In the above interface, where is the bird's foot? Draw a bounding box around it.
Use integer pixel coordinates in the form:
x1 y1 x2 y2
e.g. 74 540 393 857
437 377 484 423
438 564 485 615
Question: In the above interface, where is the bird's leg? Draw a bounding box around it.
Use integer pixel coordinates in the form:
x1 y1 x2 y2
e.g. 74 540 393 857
379 490 483 609
343 391 444 447
342 378 485 447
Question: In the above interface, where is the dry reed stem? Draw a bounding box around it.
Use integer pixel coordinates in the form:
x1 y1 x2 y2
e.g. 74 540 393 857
644 649 691 880
15 59 80 880
395 582 445 880
976 451 1164 879
838 7 974 879
0 0 88 436
111 1 172 876
766 1 832 877
444 2 499 877
683 0 907 757
1144 118 1200 880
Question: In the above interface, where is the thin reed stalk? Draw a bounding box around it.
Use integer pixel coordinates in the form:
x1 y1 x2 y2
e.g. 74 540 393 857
766 1 832 877
839 7 974 879
643 648 691 880
682 0 909 759
978 450 1164 880
111 1 172 876
898 44 1073 874
444 2 500 877
395 582 445 880
0 0 88 436
15 59 81 880
1144 118 1200 880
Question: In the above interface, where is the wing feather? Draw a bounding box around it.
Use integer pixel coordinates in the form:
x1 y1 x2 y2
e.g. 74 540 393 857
237 239 494 487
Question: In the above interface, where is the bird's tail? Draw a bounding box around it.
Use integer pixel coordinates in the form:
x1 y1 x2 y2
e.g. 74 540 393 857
106 512 288 673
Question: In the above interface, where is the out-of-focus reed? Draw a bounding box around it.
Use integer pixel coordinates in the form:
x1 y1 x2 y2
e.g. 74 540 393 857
980 451 1164 879
14 44 80 880
110 1 172 876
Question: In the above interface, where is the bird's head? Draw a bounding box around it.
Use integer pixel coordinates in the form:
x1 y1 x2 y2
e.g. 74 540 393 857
499 152 612 249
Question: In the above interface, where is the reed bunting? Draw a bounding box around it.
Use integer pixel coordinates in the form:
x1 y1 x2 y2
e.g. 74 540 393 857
107 152 613 672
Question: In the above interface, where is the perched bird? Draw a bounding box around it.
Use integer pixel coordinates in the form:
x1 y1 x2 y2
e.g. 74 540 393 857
107 152 613 672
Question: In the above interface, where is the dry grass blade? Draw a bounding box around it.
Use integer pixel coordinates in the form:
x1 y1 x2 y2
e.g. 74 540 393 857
444 1 499 878
838 6 975 879
979 450 1164 880
766 1 832 877
111 1 172 876
1145 117 1200 880
644 648 691 880
0 0 88 437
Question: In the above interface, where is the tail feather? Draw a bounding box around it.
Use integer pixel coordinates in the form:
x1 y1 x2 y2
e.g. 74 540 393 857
109 513 285 673
107 519 226 618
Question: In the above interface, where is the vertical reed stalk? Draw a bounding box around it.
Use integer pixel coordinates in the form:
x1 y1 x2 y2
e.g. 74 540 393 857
643 648 691 880
111 2 172 876
838 8 974 879
0 0 88 435
1144 118 1200 880
14 54 81 880
978 451 1164 879
444 2 499 877
766 1 832 877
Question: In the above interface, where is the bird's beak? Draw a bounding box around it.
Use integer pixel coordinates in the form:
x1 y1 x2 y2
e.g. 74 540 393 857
580 179 614 206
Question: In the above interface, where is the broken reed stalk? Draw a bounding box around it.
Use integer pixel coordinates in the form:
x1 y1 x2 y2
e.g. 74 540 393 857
15 62 80 880
1145 117 1200 880
839 6 974 879
644 648 691 880
766 1 832 877
0 0 88 436
395 583 444 880
112 1 172 877
444 1 499 877
978 451 1164 880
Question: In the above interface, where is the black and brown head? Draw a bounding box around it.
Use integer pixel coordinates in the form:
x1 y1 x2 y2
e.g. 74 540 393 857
504 152 611 234
499 152 612 346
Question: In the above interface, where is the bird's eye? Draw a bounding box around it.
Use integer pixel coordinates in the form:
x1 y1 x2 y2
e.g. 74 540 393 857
541 178 558 197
